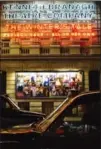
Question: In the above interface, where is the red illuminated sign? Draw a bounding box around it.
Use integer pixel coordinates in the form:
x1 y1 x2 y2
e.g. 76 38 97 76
1 23 97 46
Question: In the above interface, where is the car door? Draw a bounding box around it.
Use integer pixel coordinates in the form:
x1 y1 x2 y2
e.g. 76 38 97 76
43 92 100 149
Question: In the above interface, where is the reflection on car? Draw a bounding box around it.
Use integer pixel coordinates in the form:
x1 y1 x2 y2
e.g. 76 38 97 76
0 94 45 128
0 91 100 149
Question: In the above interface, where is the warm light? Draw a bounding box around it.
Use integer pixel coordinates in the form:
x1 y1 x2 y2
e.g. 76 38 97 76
29 33 33 37
52 33 55 36
40 33 43 36
10 33 13 37
83 33 86 36
92 33 95 36
16 33 19 37
74 33 77 36
66 33 69 36
87 33 90 36
71 33 74 36
33 34 36 37
78 33 81 36
3 33 10 37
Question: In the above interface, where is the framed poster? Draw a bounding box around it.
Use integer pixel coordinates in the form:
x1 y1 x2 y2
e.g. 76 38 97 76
15 71 84 99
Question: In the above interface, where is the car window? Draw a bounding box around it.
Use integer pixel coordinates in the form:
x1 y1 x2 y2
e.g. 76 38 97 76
63 93 100 125
5 101 11 109
49 93 100 135
63 104 87 122
0 96 12 110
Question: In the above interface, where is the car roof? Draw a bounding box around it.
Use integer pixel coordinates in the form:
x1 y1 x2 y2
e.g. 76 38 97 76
34 90 100 133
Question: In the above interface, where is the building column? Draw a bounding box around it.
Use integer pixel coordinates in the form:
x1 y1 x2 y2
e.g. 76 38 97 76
84 70 89 91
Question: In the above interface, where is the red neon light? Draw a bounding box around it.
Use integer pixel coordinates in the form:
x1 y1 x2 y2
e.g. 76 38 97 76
2 23 97 45
5 23 93 32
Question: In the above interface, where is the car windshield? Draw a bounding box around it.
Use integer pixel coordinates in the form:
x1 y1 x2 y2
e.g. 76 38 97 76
35 91 100 132
35 96 74 132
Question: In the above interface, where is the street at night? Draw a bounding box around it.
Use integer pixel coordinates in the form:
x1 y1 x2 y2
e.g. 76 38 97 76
0 1 101 149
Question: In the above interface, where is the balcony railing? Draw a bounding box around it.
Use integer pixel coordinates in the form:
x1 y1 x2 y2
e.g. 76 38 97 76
40 47 50 55
1 48 10 54
0 45 100 57
20 48 30 54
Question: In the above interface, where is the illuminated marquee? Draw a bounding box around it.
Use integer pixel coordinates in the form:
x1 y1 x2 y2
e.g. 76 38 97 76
1 2 98 46
2 2 96 21
1 22 97 46
2 23 96 38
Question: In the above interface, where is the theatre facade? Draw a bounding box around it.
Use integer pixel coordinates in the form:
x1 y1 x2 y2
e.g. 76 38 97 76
0 1 101 115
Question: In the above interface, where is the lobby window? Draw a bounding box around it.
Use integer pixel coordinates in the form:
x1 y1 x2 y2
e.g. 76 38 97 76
80 39 90 55
2 40 10 48
3 42 9 47
40 47 50 55
80 48 90 55
1 40 10 54
20 48 29 54
60 47 70 55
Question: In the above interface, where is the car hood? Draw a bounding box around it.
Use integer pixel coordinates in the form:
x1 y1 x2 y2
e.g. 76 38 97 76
0 123 34 134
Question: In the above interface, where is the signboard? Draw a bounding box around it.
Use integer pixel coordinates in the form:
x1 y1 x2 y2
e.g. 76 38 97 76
1 2 98 45
1 22 97 45
1 2 96 21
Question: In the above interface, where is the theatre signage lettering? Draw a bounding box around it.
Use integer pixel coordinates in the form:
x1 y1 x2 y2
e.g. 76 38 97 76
3 23 95 38
1 22 97 45
2 2 96 21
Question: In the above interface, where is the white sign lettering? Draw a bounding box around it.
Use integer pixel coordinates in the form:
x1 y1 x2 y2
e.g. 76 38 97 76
1 2 97 21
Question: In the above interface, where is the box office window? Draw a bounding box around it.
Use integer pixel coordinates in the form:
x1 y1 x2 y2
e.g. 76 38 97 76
15 71 84 99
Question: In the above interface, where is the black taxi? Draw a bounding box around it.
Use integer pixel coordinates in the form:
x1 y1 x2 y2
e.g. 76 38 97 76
0 91 100 149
